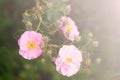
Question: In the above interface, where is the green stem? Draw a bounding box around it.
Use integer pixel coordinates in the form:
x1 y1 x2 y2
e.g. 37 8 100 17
41 21 48 27
41 20 59 35
35 0 40 7
35 0 41 32
62 40 69 45
36 15 42 32
41 20 56 28
79 39 91 50
49 27 59 35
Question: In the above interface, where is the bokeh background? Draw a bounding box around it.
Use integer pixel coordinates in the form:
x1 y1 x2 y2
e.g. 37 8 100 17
0 0 120 80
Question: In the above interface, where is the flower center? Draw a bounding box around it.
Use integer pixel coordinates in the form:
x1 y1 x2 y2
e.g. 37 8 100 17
66 25 72 32
65 57 72 63
27 41 37 50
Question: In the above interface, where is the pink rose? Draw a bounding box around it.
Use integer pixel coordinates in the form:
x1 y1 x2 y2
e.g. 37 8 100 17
55 45 82 77
59 16 79 41
18 31 44 60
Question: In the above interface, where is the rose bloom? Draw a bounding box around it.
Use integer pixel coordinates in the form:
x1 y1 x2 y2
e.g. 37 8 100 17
59 16 79 41
18 31 44 60
55 45 82 77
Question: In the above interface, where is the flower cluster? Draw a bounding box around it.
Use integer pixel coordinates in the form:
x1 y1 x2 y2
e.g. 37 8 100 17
18 16 82 77
18 0 98 77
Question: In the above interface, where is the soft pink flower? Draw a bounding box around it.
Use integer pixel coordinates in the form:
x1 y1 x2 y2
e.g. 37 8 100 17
55 45 82 77
59 16 79 41
18 31 44 60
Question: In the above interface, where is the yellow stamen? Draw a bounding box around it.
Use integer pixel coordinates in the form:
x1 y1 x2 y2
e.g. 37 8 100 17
23 10 30 17
65 57 72 63
66 25 72 32
27 41 37 50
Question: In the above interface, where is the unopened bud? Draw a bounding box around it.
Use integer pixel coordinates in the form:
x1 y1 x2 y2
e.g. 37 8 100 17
32 6 42 13
47 2 53 8
88 32 93 38
63 5 71 15
37 6 42 11
87 59 91 65
44 36 49 43
75 36 81 42
93 41 99 47
95 58 102 64
87 32 93 41
41 58 46 64
47 50 52 55
23 10 30 17
26 21 32 27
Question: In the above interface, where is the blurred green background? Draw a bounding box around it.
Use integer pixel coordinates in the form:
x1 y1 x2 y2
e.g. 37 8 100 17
0 0 120 80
